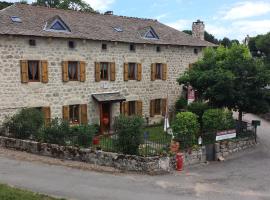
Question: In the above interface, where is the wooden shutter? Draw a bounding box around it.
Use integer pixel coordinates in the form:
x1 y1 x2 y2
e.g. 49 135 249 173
79 61 86 82
136 100 143 116
151 63 156 81
162 64 167 80
95 62 100 82
124 63 128 81
41 60 48 83
42 107 51 126
162 98 167 116
150 100 155 117
110 62 116 81
137 63 142 81
122 101 129 116
20 60 28 83
62 105 69 121
62 61 69 82
80 104 88 125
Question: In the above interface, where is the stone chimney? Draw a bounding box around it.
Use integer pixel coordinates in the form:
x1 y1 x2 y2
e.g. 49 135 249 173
192 20 205 40
104 11 113 15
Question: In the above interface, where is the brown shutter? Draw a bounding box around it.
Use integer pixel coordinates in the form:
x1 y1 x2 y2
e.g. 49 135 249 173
150 100 155 117
124 63 128 81
151 63 156 81
80 104 88 125
122 101 129 116
62 61 69 82
41 60 48 83
162 64 167 80
95 62 100 82
20 60 28 83
162 98 167 116
137 63 142 81
79 61 86 82
42 107 51 126
62 105 69 121
136 100 143 116
110 62 116 81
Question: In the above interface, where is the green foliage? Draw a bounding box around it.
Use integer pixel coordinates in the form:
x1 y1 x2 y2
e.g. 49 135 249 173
187 101 209 124
0 1 13 10
202 108 235 132
69 124 98 147
172 112 200 147
175 97 187 111
3 108 44 139
113 115 144 155
178 44 270 120
39 118 69 145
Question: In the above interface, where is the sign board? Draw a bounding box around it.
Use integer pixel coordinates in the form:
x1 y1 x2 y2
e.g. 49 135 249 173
101 82 109 89
187 86 195 104
216 129 236 141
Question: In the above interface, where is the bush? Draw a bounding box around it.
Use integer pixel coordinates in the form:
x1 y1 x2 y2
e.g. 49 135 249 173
113 115 144 155
172 112 200 148
175 97 187 111
187 101 209 124
3 108 44 139
39 118 69 145
202 108 235 132
69 124 98 147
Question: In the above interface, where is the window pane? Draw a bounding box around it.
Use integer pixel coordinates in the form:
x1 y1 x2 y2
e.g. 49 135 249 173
128 101 136 116
100 62 109 80
68 62 78 80
69 105 80 124
128 63 136 79
28 61 39 81
156 63 162 79
51 21 66 31
154 99 161 114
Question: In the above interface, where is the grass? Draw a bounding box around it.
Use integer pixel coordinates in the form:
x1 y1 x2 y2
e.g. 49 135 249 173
143 125 172 144
0 183 65 200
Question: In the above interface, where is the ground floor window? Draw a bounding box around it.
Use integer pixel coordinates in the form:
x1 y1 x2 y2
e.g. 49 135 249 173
154 99 161 115
128 101 136 116
69 104 80 124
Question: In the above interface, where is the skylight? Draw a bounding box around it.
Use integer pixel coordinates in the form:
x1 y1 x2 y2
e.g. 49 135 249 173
113 27 123 32
50 21 66 31
11 16 22 23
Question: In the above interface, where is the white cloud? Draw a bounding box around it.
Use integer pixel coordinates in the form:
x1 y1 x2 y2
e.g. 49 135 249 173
85 0 115 12
154 13 168 21
167 19 192 30
222 1 270 20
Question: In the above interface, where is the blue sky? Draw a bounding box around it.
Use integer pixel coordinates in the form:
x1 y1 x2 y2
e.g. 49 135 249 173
9 0 270 41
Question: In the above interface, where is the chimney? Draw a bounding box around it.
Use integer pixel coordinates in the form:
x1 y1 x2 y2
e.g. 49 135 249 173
192 20 205 40
104 11 113 15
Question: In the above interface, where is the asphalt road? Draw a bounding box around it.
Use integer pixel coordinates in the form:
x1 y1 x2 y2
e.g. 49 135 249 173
0 113 270 200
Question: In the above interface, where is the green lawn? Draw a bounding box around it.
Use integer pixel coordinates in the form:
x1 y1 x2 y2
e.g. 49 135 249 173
0 184 65 200
143 125 172 143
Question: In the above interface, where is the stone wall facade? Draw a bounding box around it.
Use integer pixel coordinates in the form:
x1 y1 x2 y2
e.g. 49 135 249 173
0 35 203 126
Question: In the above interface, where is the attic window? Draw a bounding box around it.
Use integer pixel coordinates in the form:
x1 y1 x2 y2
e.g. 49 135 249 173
144 28 159 40
11 16 22 23
51 21 66 31
46 17 70 33
113 27 123 32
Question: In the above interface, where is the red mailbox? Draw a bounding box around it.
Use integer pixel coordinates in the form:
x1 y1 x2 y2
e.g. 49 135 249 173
176 153 184 171
92 136 100 145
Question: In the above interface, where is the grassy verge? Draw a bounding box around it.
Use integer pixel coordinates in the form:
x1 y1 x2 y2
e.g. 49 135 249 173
0 184 65 200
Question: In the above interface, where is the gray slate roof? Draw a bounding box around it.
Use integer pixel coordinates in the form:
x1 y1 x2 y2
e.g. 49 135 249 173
92 92 126 102
0 4 215 47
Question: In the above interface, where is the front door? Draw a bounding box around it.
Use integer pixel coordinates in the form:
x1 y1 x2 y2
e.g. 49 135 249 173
100 103 110 134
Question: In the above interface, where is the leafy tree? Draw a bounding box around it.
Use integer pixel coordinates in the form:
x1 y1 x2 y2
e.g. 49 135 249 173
0 1 13 10
178 44 270 123
204 31 219 44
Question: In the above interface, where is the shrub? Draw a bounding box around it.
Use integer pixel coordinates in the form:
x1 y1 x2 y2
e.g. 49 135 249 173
3 108 44 139
113 115 144 155
202 108 235 132
69 124 98 148
39 118 69 145
172 112 200 148
175 97 187 111
187 101 209 124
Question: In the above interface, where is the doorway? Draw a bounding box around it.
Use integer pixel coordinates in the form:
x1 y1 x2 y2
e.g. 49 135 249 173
100 103 111 134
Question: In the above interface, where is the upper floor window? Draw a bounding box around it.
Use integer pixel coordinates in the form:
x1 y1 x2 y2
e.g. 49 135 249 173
28 61 40 81
128 63 137 80
100 62 109 80
129 44 136 52
20 60 48 83
95 62 115 82
62 61 86 82
156 46 161 52
155 63 162 79
68 41 75 49
68 61 79 81
151 63 167 81
124 63 142 81
102 43 107 50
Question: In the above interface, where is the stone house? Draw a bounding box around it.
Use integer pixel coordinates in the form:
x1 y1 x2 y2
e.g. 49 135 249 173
0 4 214 133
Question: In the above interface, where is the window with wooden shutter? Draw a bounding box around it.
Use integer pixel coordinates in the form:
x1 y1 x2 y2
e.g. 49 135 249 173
62 105 69 121
136 100 143 116
110 62 116 81
124 63 128 81
150 100 155 117
79 61 86 82
80 104 88 124
161 98 167 116
42 107 51 126
137 63 142 81
41 60 48 83
122 101 129 116
151 63 156 81
20 60 29 83
95 62 101 82
62 61 69 82
162 64 167 80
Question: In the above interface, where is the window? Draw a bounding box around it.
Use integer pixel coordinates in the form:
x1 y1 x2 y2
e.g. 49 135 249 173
128 63 137 80
29 39 36 46
156 46 161 52
68 61 79 81
129 44 136 52
11 16 22 23
100 62 109 80
155 63 162 79
102 43 107 50
143 28 159 40
194 48 198 54
28 61 40 81
154 99 161 115
128 101 136 116
46 17 71 32
68 41 75 49
113 27 123 32
69 105 80 124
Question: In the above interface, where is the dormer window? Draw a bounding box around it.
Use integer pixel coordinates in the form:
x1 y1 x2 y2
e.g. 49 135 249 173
45 16 70 33
51 21 66 31
140 27 159 40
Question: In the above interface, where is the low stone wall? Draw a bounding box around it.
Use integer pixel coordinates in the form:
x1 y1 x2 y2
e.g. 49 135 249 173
215 137 256 160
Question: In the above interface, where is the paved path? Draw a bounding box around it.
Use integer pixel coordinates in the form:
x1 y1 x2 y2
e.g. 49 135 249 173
0 113 270 200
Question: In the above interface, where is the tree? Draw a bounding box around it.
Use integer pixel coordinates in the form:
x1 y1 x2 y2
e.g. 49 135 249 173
178 44 270 123
0 1 13 10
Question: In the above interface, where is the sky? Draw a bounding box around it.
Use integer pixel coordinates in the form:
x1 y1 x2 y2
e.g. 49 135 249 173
8 0 270 41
